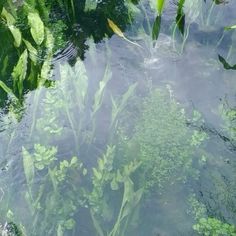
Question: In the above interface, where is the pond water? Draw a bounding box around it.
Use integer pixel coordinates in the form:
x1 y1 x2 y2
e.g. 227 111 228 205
0 0 236 235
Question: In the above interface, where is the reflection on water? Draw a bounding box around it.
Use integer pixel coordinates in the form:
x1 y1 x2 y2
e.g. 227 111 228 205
0 0 236 235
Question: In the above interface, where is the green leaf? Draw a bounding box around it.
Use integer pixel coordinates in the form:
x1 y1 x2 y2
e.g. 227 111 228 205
83 168 87 176
152 15 161 40
176 0 185 35
70 156 78 165
22 147 35 186
1 7 15 24
224 24 236 31
40 56 52 82
111 178 119 190
111 83 137 128
1 7 22 47
64 219 75 230
9 25 22 47
90 210 104 236
28 12 45 45
92 64 112 115
157 0 165 15
71 59 88 111
23 39 38 63
84 0 97 11
0 80 16 98
48 168 58 191
57 224 64 236
12 49 28 98
93 168 102 180
45 27 55 53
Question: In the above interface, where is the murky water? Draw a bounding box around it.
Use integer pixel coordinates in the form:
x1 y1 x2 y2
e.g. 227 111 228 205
0 0 236 235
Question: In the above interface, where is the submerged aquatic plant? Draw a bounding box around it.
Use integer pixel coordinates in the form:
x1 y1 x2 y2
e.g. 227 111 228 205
85 145 143 236
126 88 207 190
193 218 236 236
0 144 87 236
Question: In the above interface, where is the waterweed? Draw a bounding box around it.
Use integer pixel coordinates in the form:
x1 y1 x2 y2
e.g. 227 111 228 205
116 88 207 192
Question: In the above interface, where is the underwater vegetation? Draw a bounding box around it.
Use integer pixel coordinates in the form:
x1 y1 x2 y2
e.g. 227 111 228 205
0 0 236 235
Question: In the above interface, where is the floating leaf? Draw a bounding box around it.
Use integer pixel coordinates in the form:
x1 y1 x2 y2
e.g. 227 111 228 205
28 12 45 45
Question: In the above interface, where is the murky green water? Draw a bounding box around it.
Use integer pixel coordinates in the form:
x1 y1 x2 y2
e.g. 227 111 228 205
0 0 236 235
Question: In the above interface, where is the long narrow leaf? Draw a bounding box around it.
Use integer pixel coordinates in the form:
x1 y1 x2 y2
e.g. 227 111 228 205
152 15 161 40
92 64 112 115
0 80 16 98
157 0 165 16
22 147 35 186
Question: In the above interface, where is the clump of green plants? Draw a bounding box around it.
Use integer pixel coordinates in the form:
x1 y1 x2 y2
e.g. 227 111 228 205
219 102 236 144
124 88 207 191
2 143 87 236
0 222 23 236
84 145 143 236
193 218 236 236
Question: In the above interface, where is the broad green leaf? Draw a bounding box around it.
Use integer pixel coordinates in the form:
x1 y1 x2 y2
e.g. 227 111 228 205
23 39 38 63
28 12 45 45
22 147 35 186
157 0 165 15
1 7 15 24
8 25 22 47
1 7 22 47
12 49 28 98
